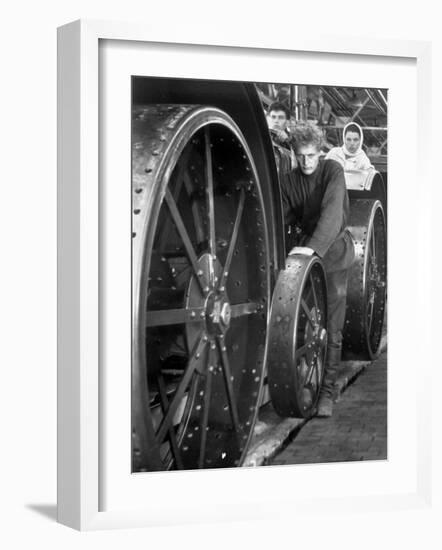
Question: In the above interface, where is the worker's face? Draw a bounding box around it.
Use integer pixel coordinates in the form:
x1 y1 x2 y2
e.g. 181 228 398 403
267 110 288 131
344 131 361 154
295 144 321 175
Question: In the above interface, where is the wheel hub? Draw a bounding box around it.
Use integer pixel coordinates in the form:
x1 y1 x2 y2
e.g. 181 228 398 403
205 292 231 335
185 253 233 346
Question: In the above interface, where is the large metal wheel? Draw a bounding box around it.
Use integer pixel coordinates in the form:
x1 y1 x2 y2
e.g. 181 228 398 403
343 199 387 359
132 105 271 471
267 256 328 418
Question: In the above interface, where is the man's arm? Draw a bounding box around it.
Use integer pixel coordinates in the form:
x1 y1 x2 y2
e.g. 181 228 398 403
306 162 346 258
280 171 297 226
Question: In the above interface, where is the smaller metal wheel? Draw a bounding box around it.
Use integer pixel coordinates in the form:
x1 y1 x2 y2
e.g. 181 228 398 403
267 256 328 418
343 199 387 359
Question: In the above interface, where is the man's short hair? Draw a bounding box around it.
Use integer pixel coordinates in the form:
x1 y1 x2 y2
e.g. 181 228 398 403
267 101 291 119
344 123 361 137
292 121 324 151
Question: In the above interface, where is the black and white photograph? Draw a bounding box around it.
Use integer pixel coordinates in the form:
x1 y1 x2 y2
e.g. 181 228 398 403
131 78 388 472
3 0 438 542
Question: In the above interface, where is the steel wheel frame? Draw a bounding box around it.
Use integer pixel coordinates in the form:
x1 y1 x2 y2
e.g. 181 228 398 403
132 105 271 471
343 199 387 359
267 256 328 418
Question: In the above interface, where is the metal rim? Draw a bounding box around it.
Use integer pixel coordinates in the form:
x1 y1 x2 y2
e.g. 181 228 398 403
132 105 271 470
267 256 328 418
343 199 387 359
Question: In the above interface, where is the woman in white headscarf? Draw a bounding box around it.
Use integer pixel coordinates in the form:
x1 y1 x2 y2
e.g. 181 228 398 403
326 122 373 171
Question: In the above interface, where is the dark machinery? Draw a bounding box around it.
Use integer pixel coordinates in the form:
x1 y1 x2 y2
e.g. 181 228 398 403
131 79 387 472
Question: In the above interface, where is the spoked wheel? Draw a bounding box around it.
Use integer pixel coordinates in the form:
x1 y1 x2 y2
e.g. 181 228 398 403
343 199 387 360
267 256 328 418
132 105 271 471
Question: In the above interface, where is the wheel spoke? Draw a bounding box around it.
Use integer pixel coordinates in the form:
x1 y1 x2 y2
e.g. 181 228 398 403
198 349 213 469
295 343 310 360
217 337 240 434
301 299 316 329
183 171 206 245
204 127 216 280
164 188 207 292
304 359 316 386
156 333 206 443
309 274 319 311
157 373 184 470
220 189 246 287
230 302 258 318
145 307 206 327
158 151 188 253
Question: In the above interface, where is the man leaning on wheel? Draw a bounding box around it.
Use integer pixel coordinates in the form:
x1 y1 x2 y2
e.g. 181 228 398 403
280 121 355 417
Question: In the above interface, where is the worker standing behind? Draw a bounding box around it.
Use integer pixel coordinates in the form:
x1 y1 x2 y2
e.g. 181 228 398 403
326 122 373 171
280 121 355 417
266 101 296 174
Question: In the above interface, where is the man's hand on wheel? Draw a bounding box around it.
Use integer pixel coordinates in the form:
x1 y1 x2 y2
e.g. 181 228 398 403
288 246 314 256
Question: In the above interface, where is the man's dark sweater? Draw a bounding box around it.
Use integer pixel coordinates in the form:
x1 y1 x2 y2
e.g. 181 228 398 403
280 158 354 272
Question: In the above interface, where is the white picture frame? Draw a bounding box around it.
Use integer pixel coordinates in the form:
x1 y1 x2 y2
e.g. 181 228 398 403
57 19 432 531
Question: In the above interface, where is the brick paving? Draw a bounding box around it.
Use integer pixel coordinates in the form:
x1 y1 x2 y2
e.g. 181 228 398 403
268 350 387 465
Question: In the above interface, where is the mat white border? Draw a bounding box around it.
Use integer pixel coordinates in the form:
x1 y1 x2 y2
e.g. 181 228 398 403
57 19 432 531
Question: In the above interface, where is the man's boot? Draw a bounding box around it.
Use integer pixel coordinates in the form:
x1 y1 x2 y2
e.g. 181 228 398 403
316 341 342 417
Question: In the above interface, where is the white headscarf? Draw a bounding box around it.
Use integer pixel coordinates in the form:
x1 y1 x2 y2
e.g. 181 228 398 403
342 122 364 157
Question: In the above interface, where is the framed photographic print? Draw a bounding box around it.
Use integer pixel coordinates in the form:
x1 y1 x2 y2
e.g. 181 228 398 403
57 19 432 530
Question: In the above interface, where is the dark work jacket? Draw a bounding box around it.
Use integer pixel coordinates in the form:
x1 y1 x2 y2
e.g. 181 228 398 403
280 158 355 272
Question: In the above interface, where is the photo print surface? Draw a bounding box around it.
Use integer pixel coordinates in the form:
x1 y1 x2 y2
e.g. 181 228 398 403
131 77 387 472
